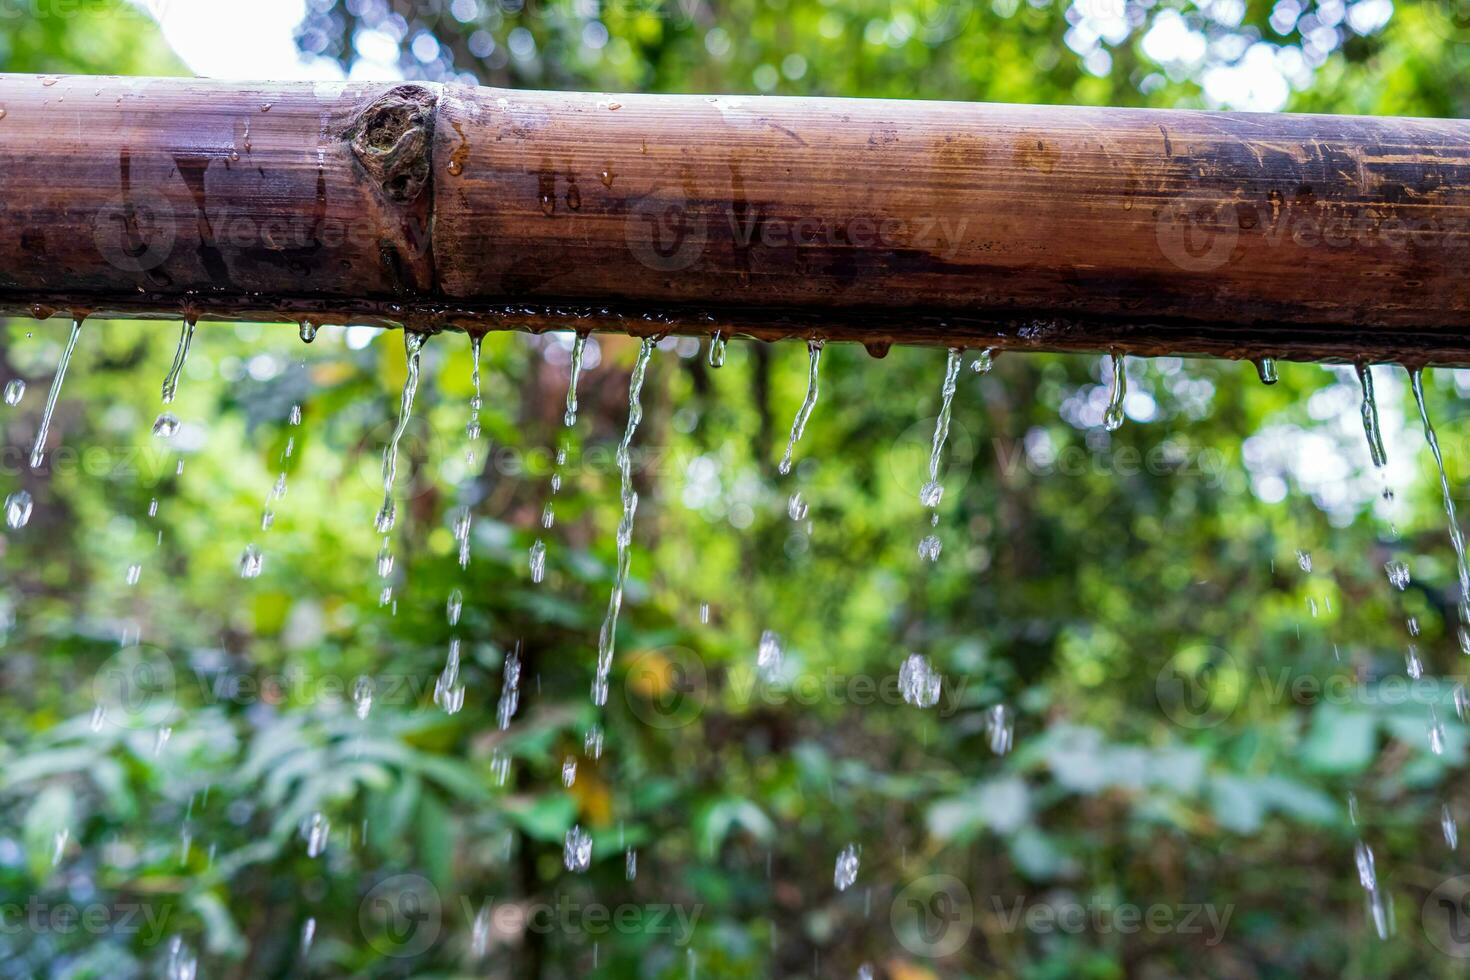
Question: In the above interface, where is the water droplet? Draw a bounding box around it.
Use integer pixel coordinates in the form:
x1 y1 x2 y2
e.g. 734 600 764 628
699 602 710 624
541 502 555 529
566 182 582 210
585 725 603 759
1445 804 1459 850
497 643 521 730
434 639 465 714
899 653 941 708
1384 560 1410 590
5 490 33 528
600 168 615 187
529 539 547 582
303 812 329 857
986 703 1014 754
757 630 784 682
1103 352 1127 432
125 563 142 586
918 535 943 561
971 348 993 374
447 589 463 626
787 491 808 521
298 320 317 344
153 413 180 438
352 675 374 719
1406 646 1423 680
239 544 264 578
625 847 638 880
1296 550 1312 573
833 843 860 891
1354 840 1376 890
300 918 317 957
708 331 727 368
1255 356 1278 385
376 541 395 578
777 340 823 475
3 379 24 405
289 404 302 426
562 756 578 787
564 825 593 872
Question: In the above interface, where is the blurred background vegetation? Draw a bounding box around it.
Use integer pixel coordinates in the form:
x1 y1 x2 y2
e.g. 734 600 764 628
4 0 1470 976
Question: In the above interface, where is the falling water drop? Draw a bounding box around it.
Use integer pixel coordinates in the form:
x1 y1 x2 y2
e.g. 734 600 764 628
5 490 33 529
1103 352 1127 432
542 502 555 529
1406 646 1424 680
298 320 317 344
375 332 428 534
757 630 784 682
920 348 964 512
447 589 463 626
917 535 943 562
303 812 329 857
497 643 522 730
3 379 24 406
1296 550 1312 573
161 319 196 404
1254 356 1278 385
1444 804 1460 849
564 331 588 428
625 848 638 880
777 340 823 476
1355 363 1388 469
434 639 466 714
529 539 547 583
1354 840 1376 890
585 725 604 759
289 403 302 426
562 757 578 787
987 703 1015 754
971 348 993 374
699 602 710 624
833 844 860 891
592 338 657 705
787 491 807 521
564 825 593 872
352 675 374 720
466 334 483 450
30 318 82 469
899 653 941 708
125 563 142 586
1384 560 1410 590
708 331 727 368
300 918 317 957
152 413 180 438
239 544 264 579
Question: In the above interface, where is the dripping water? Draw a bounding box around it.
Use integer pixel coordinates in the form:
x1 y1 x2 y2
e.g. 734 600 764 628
1355 363 1388 470
564 331 588 428
708 331 727 369
1103 351 1127 432
30 318 82 469
777 340 823 476
375 331 428 535
592 338 656 706
161 318 195 405
1408 368 1470 646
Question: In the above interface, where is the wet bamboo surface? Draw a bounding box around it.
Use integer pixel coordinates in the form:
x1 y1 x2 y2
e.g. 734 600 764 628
2 73 1469 362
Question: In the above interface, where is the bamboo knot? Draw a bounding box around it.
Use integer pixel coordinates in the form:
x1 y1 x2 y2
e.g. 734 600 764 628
346 84 438 204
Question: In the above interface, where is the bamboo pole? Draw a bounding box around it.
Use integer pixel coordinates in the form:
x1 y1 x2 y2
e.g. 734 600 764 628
1 73 1469 362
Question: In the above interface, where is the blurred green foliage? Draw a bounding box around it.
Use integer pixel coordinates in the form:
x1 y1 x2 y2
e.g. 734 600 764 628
3 1 1470 977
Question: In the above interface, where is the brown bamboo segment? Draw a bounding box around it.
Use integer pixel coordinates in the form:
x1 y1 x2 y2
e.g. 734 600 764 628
2 73 1469 362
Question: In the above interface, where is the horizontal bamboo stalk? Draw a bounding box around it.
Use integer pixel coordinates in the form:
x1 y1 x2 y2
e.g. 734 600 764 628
1 73 1469 363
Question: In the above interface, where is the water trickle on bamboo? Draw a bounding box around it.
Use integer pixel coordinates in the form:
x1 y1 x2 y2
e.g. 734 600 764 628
592 338 656 706
777 340 823 476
